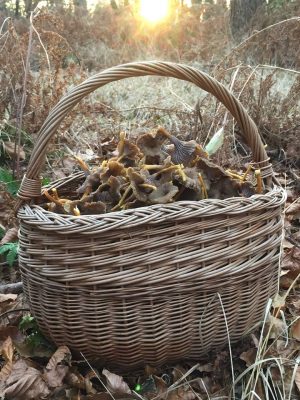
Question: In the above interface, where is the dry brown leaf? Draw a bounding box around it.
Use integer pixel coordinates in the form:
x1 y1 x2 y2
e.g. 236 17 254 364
240 348 257 367
0 326 25 345
52 168 67 180
197 363 213 373
1 359 50 399
1 336 14 362
282 238 295 249
0 337 14 384
44 345 71 388
291 319 300 341
167 387 197 400
0 227 18 245
281 248 300 280
291 299 300 310
153 375 168 398
102 368 131 395
2 141 25 160
0 293 18 316
85 370 97 395
0 293 17 303
267 315 286 339
272 293 286 311
65 369 85 390
285 202 300 218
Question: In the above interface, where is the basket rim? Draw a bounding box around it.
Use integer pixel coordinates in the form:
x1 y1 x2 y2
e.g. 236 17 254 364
18 186 286 234
16 61 274 210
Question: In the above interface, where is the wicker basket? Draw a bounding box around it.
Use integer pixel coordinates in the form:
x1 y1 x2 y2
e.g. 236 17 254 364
17 62 286 368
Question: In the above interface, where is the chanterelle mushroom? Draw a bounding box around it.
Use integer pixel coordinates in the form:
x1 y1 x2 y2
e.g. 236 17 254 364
127 167 153 203
156 127 206 166
116 131 141 166
136 130 168 163
100 160 126 182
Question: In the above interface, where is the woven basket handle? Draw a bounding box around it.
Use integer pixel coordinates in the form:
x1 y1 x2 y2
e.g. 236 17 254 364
17 61 272 203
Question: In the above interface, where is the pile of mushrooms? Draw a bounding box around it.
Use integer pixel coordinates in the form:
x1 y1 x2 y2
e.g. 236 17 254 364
41 127 258 216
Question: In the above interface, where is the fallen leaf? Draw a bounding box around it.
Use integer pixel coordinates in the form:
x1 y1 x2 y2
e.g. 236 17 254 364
291 299 300 310
85 370 97 395
281 248 300 280
2 141 25 160
0 295 19 321
0 326 25 346
0 337 14 385
102 369 131 395
282 238 295 249
167 387 197 400
197 363 213 373
272 293 286 309
153 375 168 398
44 345 71 388
0 227 18 245
240 348 257 367
0 293 17 302
65 369 85 390
285 202 300 219
1 359 50 399
267 315 287 339
291 319 300 341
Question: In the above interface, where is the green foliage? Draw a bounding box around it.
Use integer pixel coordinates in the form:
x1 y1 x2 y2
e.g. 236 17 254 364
19 315 54 354
0 242 19 267
0 167 49 196
0 167 21 196
19 315 37 332
268 0 287 9
42 177 51 186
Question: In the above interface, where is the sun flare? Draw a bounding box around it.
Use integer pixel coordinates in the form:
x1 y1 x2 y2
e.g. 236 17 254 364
140 0 169 23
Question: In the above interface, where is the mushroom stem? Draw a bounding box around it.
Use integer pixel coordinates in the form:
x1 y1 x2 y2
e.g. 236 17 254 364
111 185 132 211
153 165 178 178
255 169 263 194
242 164 253 181
139 183 157 190
43 189 67 206
72 206 81 216
80 188 92 200
74 156 90 173
176 164 187 182
117 131 126 161
225 169 244 181
143 164 164 170
198 174 208 199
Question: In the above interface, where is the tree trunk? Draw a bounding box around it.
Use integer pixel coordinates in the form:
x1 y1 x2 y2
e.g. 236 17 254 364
0 0 7 12
110 0 118 9
15 0 20 17
74 0 87 10
230 0 266 40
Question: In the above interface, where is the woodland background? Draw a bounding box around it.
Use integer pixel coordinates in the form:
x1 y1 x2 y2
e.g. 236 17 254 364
0 1 300 399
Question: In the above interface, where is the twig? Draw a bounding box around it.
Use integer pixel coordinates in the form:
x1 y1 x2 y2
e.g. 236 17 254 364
214 17 300 73
0 308 30 320
0 282 23 294
0 17 11 36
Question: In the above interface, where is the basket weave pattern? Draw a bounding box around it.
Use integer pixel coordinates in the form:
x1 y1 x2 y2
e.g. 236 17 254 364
17 62 285 368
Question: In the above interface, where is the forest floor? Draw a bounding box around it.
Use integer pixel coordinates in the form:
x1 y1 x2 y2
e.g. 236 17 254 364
0 4 300 400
